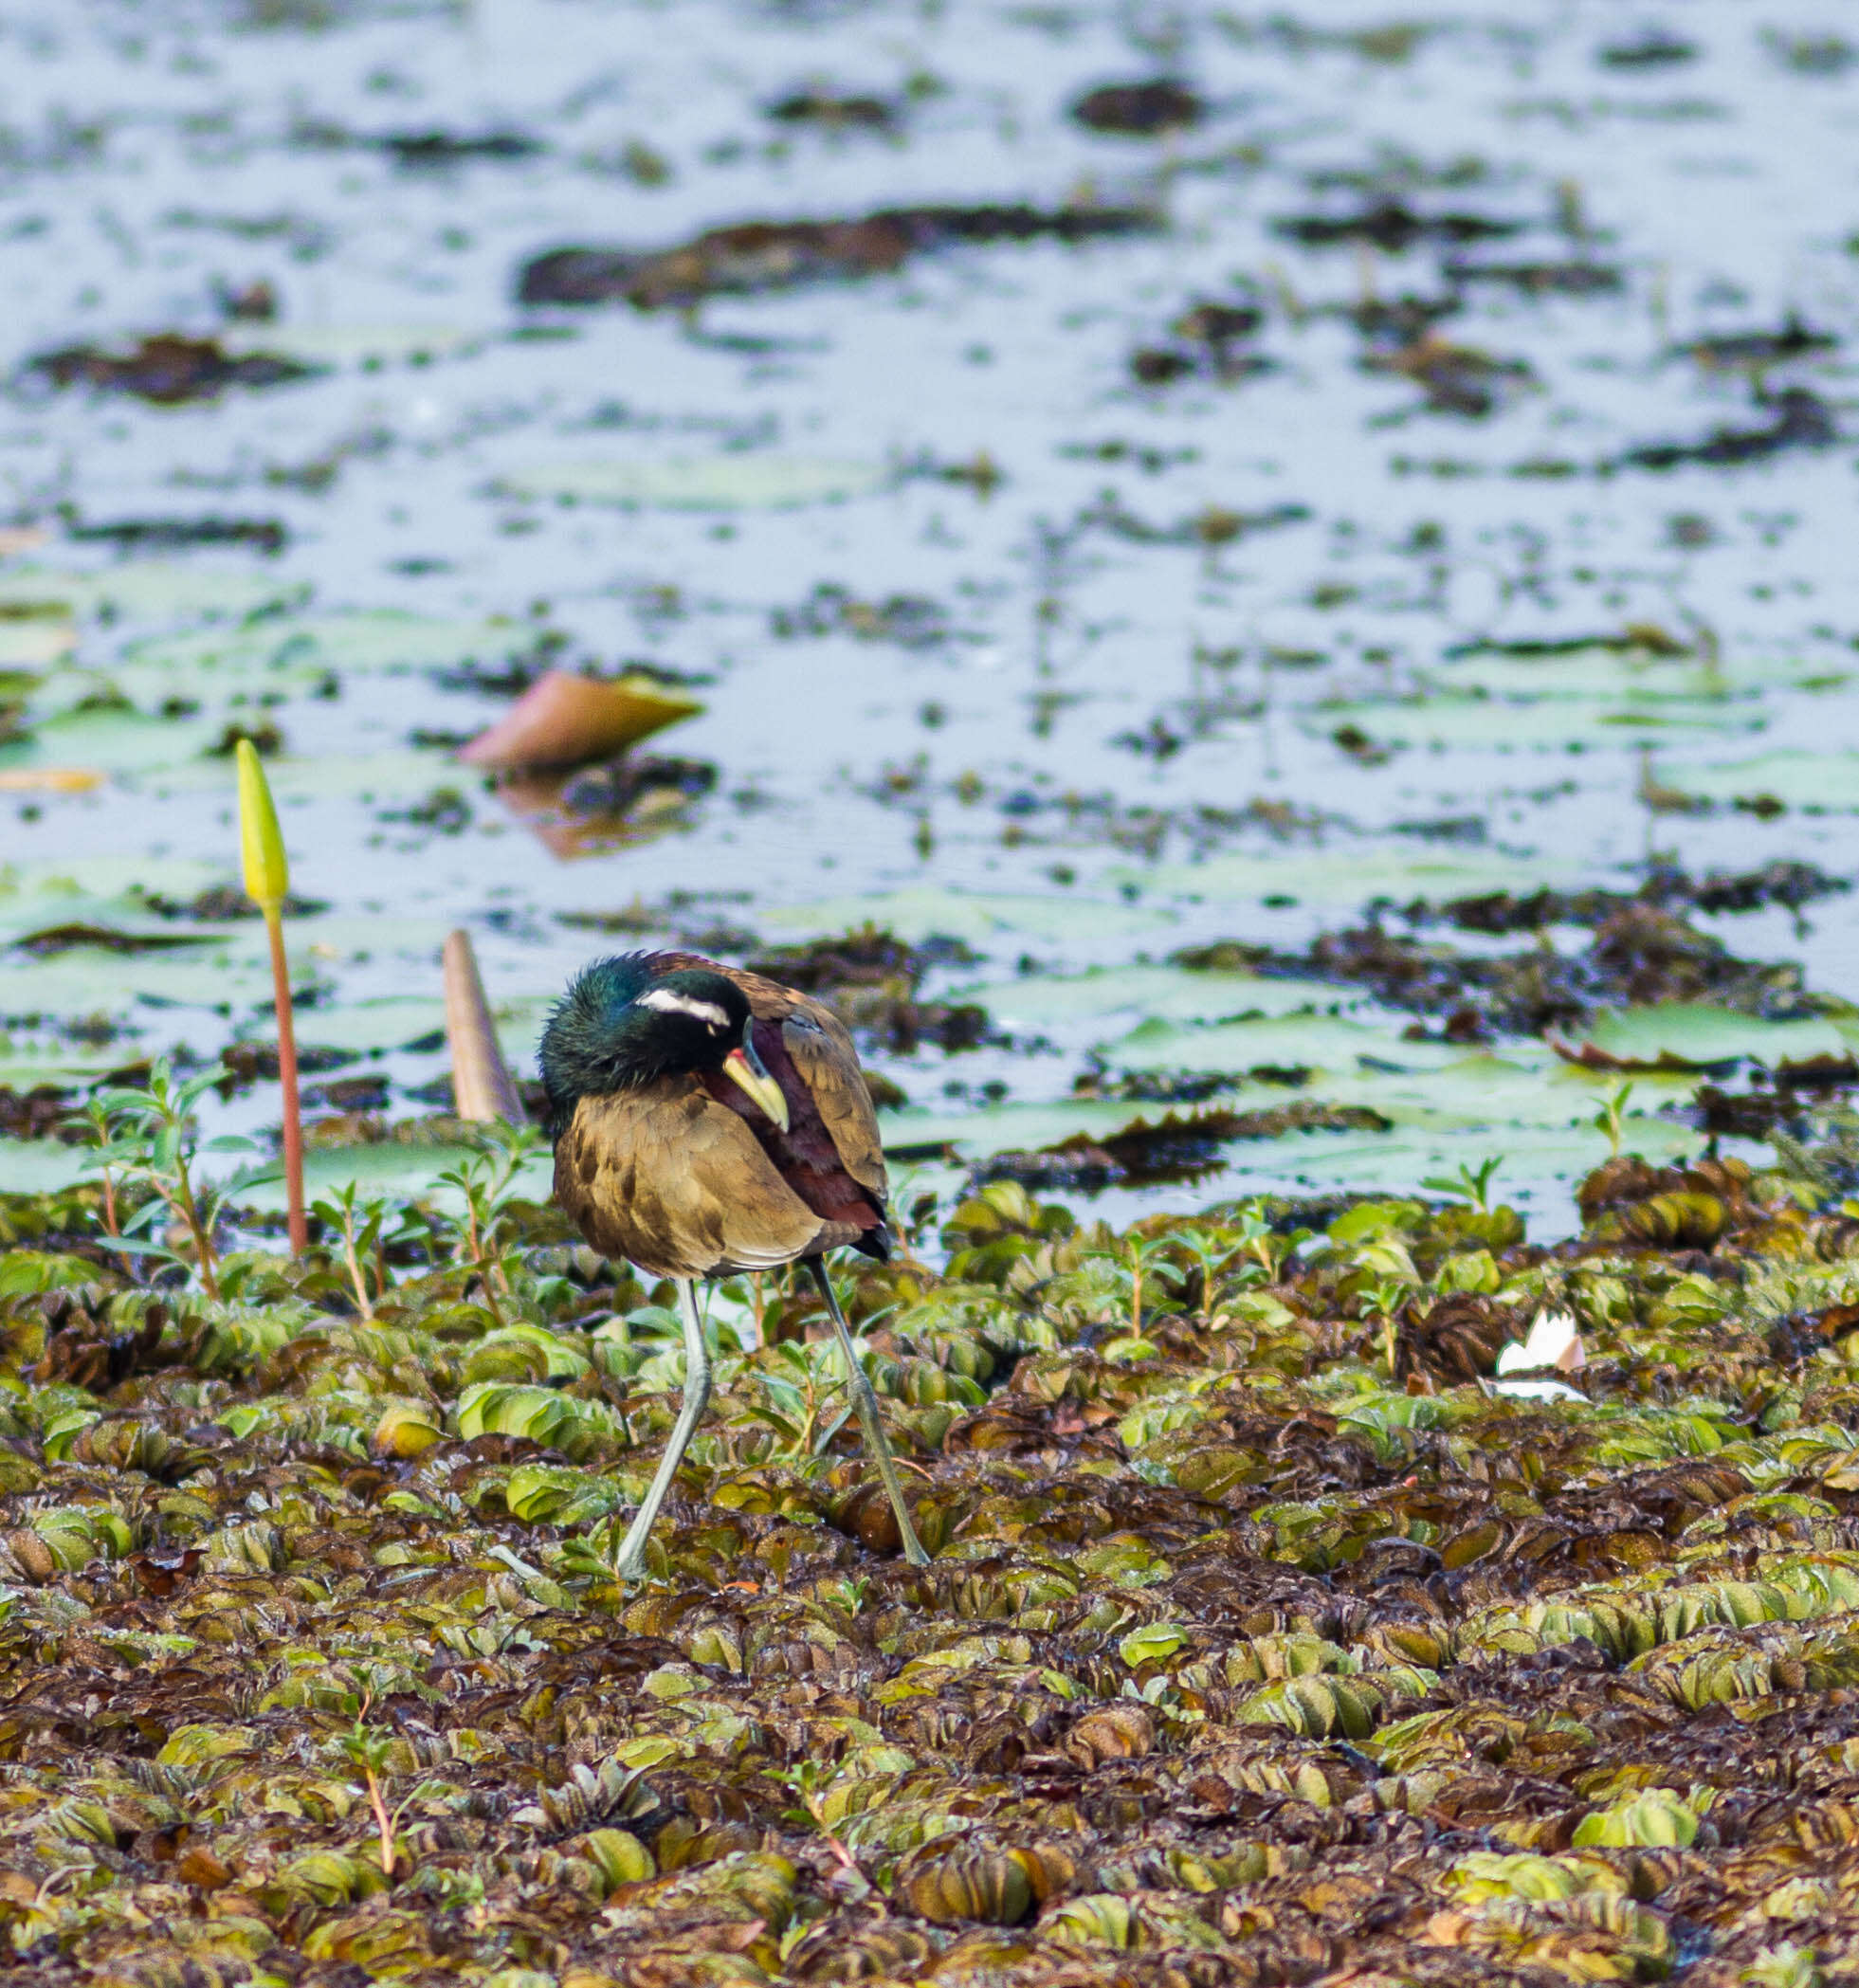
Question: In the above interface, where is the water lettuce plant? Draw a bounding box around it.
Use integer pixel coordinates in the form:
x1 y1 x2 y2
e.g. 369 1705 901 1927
0 1137 1855 1981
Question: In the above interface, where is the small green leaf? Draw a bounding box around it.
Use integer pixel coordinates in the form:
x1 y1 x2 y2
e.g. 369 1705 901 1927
43 1409 102 1461
1119 1622 1187 1668
1571 1789 1700 1849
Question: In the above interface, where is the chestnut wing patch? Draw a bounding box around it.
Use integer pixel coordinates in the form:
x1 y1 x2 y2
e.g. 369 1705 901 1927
697 1023 885 1236
648 951 888 1221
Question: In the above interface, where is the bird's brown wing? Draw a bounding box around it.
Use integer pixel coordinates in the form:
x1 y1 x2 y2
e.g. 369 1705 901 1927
777 1009 887 1197
555 1079 840 1279
661 953 888 1198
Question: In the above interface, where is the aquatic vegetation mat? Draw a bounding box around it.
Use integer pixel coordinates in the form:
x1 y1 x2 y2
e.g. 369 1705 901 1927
5 1134 1859 1983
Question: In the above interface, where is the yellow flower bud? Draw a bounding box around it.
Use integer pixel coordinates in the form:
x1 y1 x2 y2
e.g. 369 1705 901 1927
236 738 290 906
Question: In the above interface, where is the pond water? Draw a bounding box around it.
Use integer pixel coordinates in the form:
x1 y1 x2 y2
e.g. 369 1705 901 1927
4 0 1859 1235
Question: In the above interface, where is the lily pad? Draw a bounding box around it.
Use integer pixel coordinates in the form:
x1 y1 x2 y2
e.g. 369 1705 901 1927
0 563 293 623
951 964 1376 1030
118 611 520 688
1679 751 1859 812
1107 1011 1468 1078
0 704 222 776
1122 847 1585 915
493 457 887 510
2 941 275 1022
760 887 1175 947
1561 1005 1851 1072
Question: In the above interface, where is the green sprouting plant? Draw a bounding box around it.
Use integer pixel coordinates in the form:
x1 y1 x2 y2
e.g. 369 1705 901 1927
439 1119 542 1257
830 1573 871 1617
1168 1212 1283 1325
1227 1202 1295 1284
311 1180 391 1319
1358 1276 1409 1379
554 1512 633 1587
339 1704 418 1878
1089 1233 1187 1337
1421 1156 1503 1213
1593 1081 1635 1159
1167 1227 1241 1328
769 1760 866 1888
79 1099 121 1237
83 1061 254 1303
737 1339 851 1462
436 1121 545 1324
716 1263 812 1355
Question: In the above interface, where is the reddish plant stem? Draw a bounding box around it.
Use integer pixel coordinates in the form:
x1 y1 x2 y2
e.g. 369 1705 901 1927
266 905 307 1255
363 1764 396 1877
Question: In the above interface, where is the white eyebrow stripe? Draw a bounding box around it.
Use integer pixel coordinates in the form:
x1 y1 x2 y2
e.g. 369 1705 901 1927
639 988 731 1028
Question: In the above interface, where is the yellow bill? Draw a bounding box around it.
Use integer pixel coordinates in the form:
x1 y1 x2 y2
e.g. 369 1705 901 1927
722 1040 790 1133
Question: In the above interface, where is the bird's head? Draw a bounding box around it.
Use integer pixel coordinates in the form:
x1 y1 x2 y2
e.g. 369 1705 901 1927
538 953 790 1139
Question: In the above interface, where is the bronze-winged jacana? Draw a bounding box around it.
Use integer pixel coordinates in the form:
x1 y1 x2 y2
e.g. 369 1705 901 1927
539 950 929 1578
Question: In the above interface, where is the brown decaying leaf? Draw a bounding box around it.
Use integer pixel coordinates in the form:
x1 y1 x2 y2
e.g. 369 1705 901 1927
459 669 702 774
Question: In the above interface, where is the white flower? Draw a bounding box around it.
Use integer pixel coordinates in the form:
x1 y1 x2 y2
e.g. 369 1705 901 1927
1493 1308 1586 1401
1496 1308 1584 1376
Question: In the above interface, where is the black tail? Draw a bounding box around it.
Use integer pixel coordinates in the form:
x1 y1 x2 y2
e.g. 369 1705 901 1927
852 1221 893 1265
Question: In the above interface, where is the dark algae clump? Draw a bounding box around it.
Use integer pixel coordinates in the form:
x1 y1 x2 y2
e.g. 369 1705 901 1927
973 1103 1394 1190
518 204 1157 308
24 333 319 406
1621 388 1839 471
1069 79 1205 137
744 924 988 1052
1175 895 1829 1044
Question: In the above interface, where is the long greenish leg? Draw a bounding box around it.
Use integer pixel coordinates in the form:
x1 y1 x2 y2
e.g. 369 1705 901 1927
613 1277 712 1580
809 1259 930 1567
